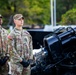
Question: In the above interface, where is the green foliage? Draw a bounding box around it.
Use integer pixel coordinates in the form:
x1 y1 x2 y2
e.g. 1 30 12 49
0 0 50 26
57 0 76 22
0 0 76 26
60 8 76 25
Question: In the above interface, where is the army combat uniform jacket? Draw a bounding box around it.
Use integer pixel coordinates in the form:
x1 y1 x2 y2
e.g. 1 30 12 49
0 26 8 75
8 28 33 75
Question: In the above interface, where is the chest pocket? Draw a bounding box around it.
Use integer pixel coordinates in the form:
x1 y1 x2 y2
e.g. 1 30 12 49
14 34 22 50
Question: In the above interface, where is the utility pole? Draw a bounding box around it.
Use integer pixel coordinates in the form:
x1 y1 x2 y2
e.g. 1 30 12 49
50 0 56 26
50 0 53 26
54 0 56 26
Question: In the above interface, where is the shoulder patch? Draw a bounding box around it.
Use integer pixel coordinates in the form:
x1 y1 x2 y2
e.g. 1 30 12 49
7 35 13 40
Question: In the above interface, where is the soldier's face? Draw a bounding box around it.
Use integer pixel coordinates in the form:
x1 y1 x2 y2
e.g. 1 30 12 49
0 18 3 25
14 17 24 27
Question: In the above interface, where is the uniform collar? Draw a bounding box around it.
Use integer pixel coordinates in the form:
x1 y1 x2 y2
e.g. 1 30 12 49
14 27 23 34
14 27 23 31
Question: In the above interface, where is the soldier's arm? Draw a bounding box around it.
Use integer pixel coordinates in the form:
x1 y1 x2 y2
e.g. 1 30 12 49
2 29 9 56
6 30 9 56
29 35 33 60
25 31 33 60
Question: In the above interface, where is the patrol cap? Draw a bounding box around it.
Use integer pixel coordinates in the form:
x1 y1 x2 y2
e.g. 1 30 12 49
13 14 24 20
0 14 2 18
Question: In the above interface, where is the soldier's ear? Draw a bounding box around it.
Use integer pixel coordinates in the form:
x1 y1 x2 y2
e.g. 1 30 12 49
13 19 16 24
13 19 15 22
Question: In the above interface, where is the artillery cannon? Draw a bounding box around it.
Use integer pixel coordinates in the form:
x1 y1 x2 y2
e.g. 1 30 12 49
31 27 76 75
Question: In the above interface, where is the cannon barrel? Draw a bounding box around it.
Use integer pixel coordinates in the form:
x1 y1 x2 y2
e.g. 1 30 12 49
43 27 76 61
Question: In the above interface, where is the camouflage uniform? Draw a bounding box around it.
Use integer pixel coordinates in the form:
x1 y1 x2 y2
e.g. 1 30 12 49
0 26 8 75
8 27 33 75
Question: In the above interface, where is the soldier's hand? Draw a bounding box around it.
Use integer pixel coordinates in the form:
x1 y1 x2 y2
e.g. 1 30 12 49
0 59 3 66
20 59 30 68
1 56 9 66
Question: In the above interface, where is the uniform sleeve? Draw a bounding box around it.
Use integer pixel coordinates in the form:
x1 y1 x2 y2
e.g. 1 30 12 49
8 32 22 63
2 29 9 56
5 30 9 56
29 35 33 60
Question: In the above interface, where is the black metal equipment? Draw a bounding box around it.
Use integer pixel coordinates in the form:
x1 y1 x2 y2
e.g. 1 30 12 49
31 27 76 75
27 29 53 49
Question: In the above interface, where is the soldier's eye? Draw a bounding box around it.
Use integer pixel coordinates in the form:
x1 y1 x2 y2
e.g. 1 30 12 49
18 17 24 20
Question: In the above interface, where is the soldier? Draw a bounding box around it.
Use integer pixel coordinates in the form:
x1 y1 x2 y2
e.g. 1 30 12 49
0 14 9 75
8 14 33 75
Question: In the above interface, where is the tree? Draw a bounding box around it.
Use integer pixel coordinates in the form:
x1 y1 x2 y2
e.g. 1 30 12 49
0 0 51 25
57 0 76 22
60 8 76 25
1 0 76 26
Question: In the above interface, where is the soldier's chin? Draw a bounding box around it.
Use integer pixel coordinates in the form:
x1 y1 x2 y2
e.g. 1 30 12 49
21 24 24 26
19 24 23 26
